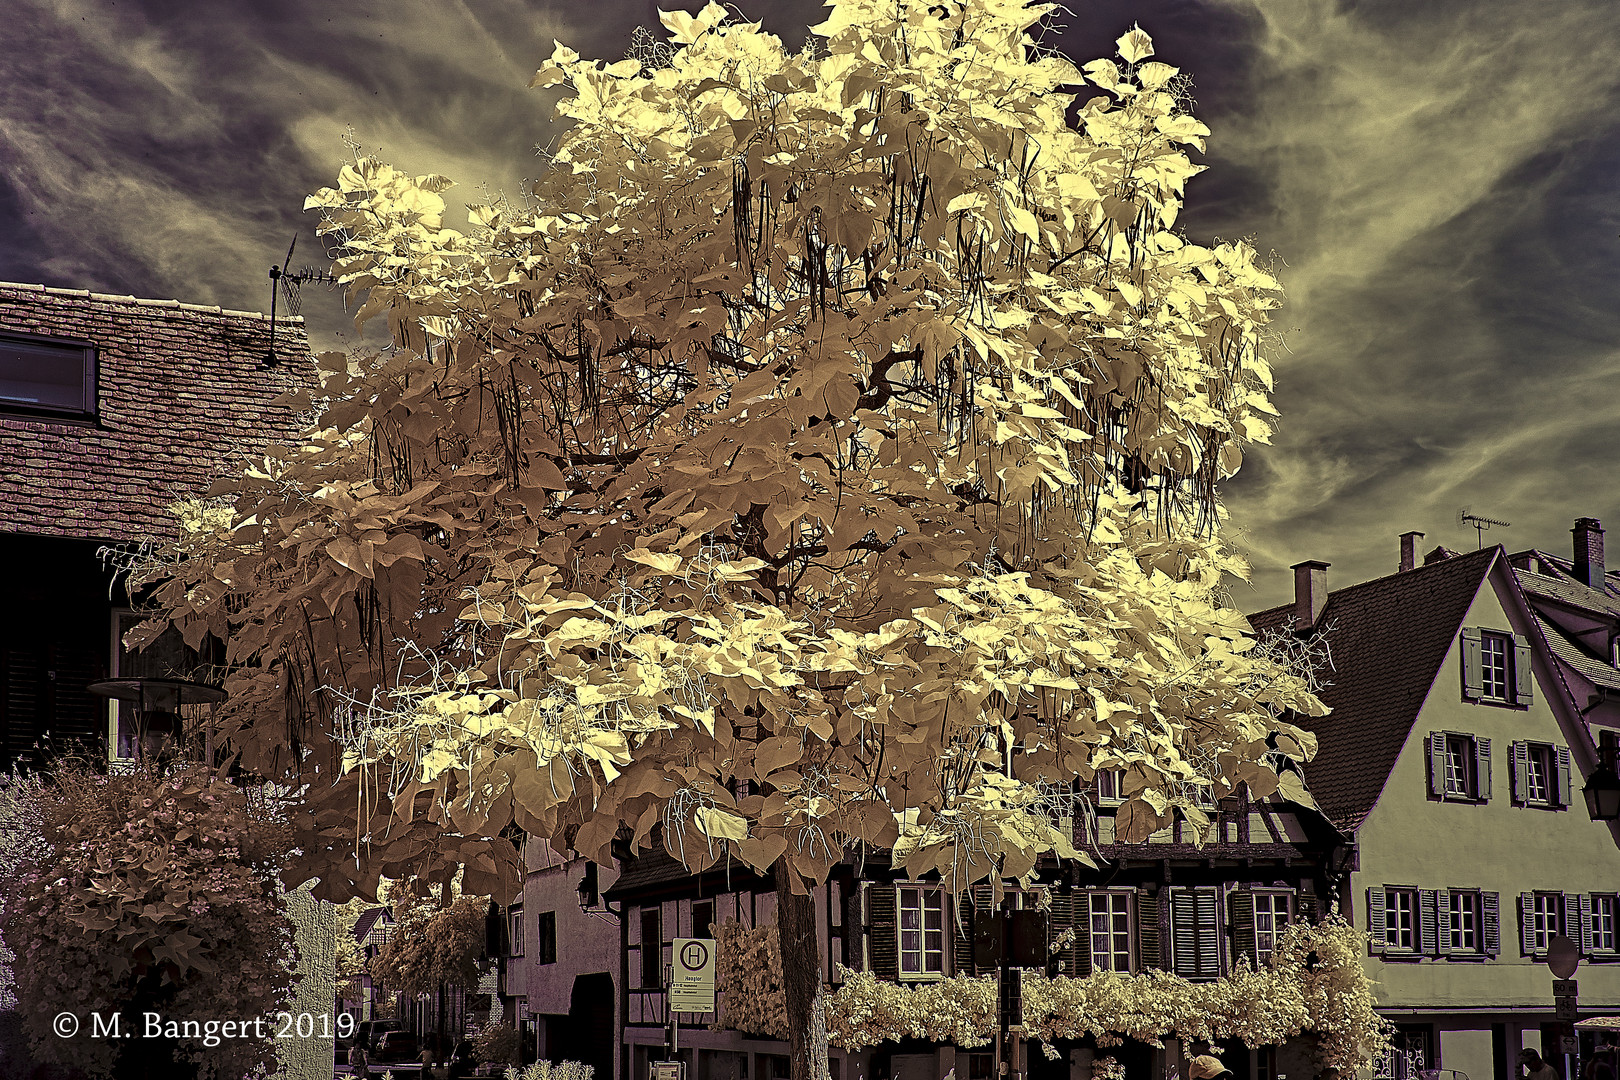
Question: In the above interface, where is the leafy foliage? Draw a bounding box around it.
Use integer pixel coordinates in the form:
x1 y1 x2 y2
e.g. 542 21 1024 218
506 1062 595 1080
0 764 293 1079
129 0 1323 908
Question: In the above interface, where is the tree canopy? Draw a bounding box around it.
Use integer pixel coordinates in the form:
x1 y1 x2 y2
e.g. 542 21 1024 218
132 0 1323 907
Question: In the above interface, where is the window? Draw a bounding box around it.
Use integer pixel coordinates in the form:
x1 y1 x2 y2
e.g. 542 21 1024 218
0 331 96 421
1512 742 1572 808
1427 732 1491 801
1371 887 1418 953
1591 894 1617 955
535 911 556 965
1480 632 1511 700
1168 887 1221 979
1095 769 1125 805
509 905 524 957
1461 627 1532 706
1088 890 1133 972
1253 892 1292 966
897 886 946 979
640 908 662 988
1444 890 1481 954
1522 892 1564 956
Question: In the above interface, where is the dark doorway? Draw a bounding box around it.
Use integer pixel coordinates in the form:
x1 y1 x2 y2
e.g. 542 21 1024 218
566 972 615 1080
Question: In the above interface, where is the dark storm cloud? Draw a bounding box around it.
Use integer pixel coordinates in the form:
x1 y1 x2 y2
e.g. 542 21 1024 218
2 0 1618 605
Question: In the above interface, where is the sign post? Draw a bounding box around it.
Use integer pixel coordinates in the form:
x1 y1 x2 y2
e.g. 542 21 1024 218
1548 935 1581 1080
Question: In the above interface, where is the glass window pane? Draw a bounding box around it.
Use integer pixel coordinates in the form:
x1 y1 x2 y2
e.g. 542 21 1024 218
0 336 91 413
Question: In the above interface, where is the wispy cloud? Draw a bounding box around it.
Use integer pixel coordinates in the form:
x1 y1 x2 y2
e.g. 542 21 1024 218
1211 0 1620 605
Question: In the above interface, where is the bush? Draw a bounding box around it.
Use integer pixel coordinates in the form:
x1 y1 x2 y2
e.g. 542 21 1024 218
474 1020 521 1065
506 1062 594 1080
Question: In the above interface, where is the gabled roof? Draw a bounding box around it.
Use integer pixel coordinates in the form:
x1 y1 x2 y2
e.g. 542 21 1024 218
0 281 315 543
1247 547 1498 832
1532 611 1620 691
352 905 394 945
1515 564 1620 617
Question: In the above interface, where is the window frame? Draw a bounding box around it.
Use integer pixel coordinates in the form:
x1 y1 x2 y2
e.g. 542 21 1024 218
1428 731 1491 802
1094 768 1125 806
508 904 524 958
1376 886 1420 955
535 910 556 965
1252 890 1293 966
1525 891 1564 957
639 907 662 988
1479 631 1513 702
1511 741 1572 809
0 330 98 423
1590 893 1618 957
1443 889 1483 956
1086 888 1135 973
895 885 947 981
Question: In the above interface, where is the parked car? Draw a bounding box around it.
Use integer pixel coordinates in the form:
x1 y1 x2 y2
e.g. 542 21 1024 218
375 1029 421 1064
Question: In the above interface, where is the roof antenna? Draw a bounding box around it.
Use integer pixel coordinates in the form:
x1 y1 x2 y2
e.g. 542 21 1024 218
266 235 336 365
1459 507 1510 550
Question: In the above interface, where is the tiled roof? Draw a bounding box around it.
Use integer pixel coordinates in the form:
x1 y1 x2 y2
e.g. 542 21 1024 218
605 843 770 902
0 281 316 543
1529 611 1620 691
1515 566 1620 616
1247 547 1497 832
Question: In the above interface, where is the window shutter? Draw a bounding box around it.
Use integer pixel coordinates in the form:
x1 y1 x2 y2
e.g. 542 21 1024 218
1511 742 1529 805
1428 733 1448 796
1476 738 1492 800
952 892 975 977
846 885 865 971
1171 890 1196 976
1368 888 1387 954
1514 635 1534 705
1297 893 1319 924
1048 892 1074 977
1198 889 1222 978
866 883 898 980
1578 894 1594 955
1436 890 1453 955
1072 892 1092 977
1555 746 1573 808
1462 628 1484 700
1136 889 1161 969
1419 890 1439 956
1519 893 1536 957
1483 892 1500 958
1229 890 1257 967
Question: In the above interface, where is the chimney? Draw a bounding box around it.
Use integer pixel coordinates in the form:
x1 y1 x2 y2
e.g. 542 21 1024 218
1574 518 1606 589
1291 560 1330 634
1400 531 1425 573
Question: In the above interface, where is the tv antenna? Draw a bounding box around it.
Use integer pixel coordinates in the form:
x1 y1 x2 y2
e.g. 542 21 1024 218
266 235 336 364
1459 508 1510 549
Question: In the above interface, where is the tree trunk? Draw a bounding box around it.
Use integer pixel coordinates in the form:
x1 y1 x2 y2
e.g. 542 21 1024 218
774 861 831 1080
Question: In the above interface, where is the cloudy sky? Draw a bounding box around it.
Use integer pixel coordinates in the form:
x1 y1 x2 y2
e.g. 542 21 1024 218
3 0 1617 611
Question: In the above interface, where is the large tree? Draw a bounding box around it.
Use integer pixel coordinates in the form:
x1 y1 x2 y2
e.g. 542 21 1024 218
131 2 1325 1077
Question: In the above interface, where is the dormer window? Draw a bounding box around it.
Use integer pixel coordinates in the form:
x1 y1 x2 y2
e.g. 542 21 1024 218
0 331 97 421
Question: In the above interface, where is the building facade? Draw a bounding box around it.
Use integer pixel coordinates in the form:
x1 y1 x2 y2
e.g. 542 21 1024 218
1249 536 1620 1080
0 280 313 769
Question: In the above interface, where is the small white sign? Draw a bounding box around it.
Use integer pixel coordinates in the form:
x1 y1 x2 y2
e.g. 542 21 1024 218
670 937 716 1013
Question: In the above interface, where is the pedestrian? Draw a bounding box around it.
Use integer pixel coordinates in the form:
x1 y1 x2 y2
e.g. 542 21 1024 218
347 1039 373 1080
421 1040 439 1079
1521 1048 1559 1080
1188 1055 1235 1080
1586 1042 1617 1080
446 1040 476 1080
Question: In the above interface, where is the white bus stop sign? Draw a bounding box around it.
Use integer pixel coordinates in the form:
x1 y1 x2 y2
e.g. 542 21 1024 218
670 937 715 1014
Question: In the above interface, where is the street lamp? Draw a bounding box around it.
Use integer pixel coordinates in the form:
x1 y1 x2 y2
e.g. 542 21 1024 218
87 678 226 764
1584 737 1620 822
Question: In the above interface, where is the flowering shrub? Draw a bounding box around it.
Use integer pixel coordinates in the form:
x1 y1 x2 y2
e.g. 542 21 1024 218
826 968 998 1049
715 915 1389 1072
506 1062 595 1080
0 762 293 1079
